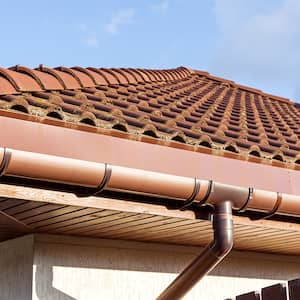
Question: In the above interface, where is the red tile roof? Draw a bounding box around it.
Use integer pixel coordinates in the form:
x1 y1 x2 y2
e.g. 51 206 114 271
0 65 299 168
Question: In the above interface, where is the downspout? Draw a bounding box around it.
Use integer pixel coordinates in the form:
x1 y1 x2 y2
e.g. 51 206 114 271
157 201 233 300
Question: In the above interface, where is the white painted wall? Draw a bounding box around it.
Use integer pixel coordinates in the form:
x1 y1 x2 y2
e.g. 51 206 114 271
1 234 299 300
0 235 33 300
31 234 300 300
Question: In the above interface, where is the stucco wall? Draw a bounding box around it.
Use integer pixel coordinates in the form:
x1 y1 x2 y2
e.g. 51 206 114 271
0 235 34 300
30 234 300 300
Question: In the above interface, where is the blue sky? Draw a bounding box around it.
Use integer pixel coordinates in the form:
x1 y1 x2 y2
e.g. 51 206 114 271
1 0 299 102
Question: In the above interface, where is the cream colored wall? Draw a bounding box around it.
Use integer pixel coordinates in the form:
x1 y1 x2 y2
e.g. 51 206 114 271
31 234 300 300
0 235 34 300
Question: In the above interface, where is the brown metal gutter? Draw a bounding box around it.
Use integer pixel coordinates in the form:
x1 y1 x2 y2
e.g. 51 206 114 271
1 147 300 218
1 147 300 298
157 201 233 300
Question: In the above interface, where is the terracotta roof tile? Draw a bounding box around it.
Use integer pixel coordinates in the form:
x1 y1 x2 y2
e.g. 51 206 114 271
36 66 79 89
0 76 17 95
9 65 63 90
0 65 299 168
0 67 43 92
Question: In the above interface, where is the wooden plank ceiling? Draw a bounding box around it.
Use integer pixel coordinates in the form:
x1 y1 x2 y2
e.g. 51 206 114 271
1 183 300 255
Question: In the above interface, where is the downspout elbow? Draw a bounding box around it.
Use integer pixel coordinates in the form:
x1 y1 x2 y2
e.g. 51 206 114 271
210 200 233 258
157 201 233 300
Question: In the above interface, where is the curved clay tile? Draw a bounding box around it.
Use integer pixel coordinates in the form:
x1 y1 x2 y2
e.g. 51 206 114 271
101 68 125 84
45 109 64 120
170 69 181 80
128 104 139 112
72 67 96 85
142 124 159 138
66 68 95 87
149 98 158 104
74 92 88 102
86 68 110 85
110 69 130 84
117 86 129 95
224 142 239 153
10 65 63 90
125 69 145 83
111 108 124 118
55 67 84 88
38 66 81 89
169 69 182 80
152 110 162 117
0 75 17 95
80 111 96 120
175 114 185 122
8 96 30 113
49 94 64 105
171 131 187 143
174 68 188 80
248 145 262 157
138 114 150 122
272 151 285 162
154 70 167 81
111 119 129 132
138 100 149 108
117 69 137 84
80 100 94 111
132 69 151 82
141 69 158 81
0 67 42 92
267 94 290 104
94 69 119 85
176 67 191 78
79 111 97 126
166 119 176 128
294 154 300 164
162 70 174 81
167 69 179 80
93 90 106 98
79 118 96 127
199 134 212 143
198 135 213 148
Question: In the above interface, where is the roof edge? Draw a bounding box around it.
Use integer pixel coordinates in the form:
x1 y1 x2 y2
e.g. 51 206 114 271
191 68 292 104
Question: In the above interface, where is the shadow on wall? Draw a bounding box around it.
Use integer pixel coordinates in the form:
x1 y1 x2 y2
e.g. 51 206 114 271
34 264 76 300
31 235 300 300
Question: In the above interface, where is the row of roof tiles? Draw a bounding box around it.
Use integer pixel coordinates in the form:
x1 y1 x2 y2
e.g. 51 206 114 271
0 65 299 169
0 66 191 94
0 65 292 105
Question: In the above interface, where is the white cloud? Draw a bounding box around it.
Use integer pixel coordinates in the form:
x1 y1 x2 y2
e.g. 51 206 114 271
150 0 169 13
84 32 99 48
78 24 99 48
211 0 300 100
104 9 135 35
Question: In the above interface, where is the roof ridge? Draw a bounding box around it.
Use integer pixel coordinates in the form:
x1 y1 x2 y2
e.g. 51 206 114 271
0 65 192 95
0 64 295 105
191 68 291 104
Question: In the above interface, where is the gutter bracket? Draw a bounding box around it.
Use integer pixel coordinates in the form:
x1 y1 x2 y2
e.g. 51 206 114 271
76 163 112 197
255 192 283 220
93 163 112 195
179 178 201 210
237 187 253 213
0 148 12 177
